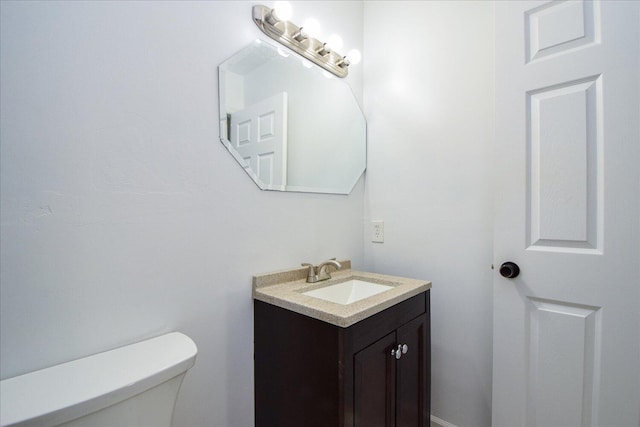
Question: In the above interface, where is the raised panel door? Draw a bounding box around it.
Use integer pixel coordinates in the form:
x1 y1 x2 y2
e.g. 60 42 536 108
396 314 429 427
354 332 396 427
493 1 640 425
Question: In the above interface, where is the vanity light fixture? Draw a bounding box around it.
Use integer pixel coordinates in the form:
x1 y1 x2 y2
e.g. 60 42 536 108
252 4 352 78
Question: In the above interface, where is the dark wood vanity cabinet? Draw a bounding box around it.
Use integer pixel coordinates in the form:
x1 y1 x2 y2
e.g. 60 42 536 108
254 291 430 427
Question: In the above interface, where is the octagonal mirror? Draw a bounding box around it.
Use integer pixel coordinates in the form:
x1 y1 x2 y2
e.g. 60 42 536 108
218 40 366 194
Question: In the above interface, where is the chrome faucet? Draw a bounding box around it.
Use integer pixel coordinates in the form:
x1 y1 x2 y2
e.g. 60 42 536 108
301 259 342 283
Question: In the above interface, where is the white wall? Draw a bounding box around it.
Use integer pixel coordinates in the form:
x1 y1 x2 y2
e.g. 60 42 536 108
0 1 364 426
363 2 495 426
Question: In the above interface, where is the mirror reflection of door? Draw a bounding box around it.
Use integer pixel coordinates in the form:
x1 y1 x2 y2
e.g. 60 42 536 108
229 92 288 189
218 40 366 194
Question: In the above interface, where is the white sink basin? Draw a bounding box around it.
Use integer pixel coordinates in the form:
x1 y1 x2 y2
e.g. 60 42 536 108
302 279 394 305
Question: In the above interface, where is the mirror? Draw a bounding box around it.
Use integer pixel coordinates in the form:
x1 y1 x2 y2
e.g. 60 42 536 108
218 40 366 194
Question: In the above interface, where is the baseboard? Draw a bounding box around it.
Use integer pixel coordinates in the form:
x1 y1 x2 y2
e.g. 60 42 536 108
431 414 459 427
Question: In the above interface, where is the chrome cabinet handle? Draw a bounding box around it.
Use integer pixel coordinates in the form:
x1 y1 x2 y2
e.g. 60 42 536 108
391 344 409 360
391 345 402 359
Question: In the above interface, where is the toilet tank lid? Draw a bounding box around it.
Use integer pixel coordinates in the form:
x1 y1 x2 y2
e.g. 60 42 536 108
0 332 197 427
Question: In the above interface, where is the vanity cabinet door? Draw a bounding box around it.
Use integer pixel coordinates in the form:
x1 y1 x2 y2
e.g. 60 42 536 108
353 312 429 427
396 314 430 427
354 332 397 427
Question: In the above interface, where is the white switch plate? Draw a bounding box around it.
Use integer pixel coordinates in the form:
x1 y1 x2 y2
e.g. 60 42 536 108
372 220 384 243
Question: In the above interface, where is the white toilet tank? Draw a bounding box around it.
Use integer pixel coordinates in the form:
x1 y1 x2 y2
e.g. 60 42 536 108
0 332 197 427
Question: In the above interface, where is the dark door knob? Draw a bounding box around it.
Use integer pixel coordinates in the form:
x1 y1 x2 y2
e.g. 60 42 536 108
499 262 520 278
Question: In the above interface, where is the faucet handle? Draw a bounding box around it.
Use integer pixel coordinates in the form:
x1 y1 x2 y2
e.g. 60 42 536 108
301 263 317 281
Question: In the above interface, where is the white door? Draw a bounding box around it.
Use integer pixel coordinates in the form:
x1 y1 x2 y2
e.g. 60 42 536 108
493 1 639 426
230 92 288 189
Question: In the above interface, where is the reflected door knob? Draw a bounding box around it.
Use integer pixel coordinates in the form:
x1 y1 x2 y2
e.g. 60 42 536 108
499 262 520 278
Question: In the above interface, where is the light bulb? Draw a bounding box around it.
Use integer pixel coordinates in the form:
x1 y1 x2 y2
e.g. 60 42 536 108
302 18 321 38
326 34 344 52
273 1 292 21
346 49 362 65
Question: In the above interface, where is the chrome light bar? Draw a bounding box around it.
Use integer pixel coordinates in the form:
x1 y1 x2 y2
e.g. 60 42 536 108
252 5 350 78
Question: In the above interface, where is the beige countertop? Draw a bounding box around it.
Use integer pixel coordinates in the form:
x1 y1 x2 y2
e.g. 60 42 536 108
252 261 432 327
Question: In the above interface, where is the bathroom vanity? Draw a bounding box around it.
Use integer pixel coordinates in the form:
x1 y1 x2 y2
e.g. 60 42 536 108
253 261 431 427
